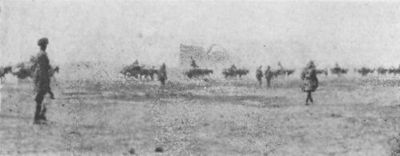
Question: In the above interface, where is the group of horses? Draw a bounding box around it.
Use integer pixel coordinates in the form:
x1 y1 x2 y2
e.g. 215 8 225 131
185 66 296 79
178 65 400 80
5 62 398 84
353 66 400 76
323 66 400 77
182 67 296 79
119 63 355 81
374 67 400 75
0 62 60 83
118 62 400 81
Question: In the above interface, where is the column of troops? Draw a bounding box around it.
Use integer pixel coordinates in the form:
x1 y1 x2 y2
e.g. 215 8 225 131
1 38 400 124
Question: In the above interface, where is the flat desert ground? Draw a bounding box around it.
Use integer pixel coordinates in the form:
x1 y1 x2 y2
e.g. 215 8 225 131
1 71 400 156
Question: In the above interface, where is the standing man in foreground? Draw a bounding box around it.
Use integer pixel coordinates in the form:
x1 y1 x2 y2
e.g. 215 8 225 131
32 37 53 124
301 61 319 105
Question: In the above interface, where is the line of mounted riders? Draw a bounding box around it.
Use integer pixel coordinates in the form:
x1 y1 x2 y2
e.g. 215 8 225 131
332 64 400 76
3 58 399 85
359 66 400 76
183 59 299 79
119 58 400 84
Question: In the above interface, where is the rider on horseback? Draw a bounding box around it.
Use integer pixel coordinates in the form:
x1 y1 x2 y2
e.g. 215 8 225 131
230 64 237 72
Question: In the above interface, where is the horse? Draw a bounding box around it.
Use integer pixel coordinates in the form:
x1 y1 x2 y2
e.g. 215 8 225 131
272 69 295 77
356 67 374 76
0 66 12 83
330 67 348 76
120 65 141 79
11 62 34 79
138 68 158 80
222 68 249 78
377 67 388 75
185 68 213 79
388 67 400 75
315 69 328 76
12 63 60 80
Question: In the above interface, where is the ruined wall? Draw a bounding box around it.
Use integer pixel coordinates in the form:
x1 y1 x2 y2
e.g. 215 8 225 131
179 44 232 69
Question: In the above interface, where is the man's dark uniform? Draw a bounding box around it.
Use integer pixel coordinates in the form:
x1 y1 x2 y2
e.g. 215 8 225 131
32 38 51 124
158 63 167 85
265 66 273 88
256 66 263 86
301 61 319 105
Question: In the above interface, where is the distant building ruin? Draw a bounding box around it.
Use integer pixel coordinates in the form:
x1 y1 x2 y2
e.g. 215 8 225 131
179 44 232 68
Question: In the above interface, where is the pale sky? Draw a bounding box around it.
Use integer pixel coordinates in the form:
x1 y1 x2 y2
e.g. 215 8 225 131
1 0 400 68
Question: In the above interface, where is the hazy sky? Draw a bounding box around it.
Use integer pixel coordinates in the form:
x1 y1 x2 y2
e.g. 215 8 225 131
2 0 400 68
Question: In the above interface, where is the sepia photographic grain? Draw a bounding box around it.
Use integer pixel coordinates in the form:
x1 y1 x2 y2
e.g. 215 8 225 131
1 0 400 155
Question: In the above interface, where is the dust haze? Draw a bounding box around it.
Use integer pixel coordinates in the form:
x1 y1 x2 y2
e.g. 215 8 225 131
2 0 400 70
4 1 400 155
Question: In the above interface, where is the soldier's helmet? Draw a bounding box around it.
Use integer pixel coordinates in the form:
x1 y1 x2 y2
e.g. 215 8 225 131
37 37 49 46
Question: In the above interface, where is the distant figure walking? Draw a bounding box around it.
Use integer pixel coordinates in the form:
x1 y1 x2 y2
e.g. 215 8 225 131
158 63 167 86
256 66 263 86
32 37 54 124
265 66 273 88
301 61 318 105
